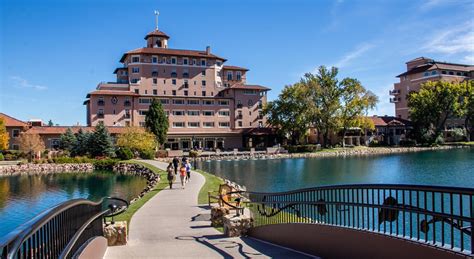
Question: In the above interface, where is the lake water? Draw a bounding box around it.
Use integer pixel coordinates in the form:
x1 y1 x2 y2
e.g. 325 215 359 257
197 149 474 192
0 171 147 240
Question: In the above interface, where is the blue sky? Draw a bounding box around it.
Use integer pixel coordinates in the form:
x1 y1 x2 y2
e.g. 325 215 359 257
1 0 473 125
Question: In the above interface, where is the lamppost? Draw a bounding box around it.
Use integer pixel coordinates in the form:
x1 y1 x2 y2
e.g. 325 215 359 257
192 135 197 170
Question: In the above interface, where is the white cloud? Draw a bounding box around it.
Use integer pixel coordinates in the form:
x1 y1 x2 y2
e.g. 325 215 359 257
10 76 47 90
333 43 375 68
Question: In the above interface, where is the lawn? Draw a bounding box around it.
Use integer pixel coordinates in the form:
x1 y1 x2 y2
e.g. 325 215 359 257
195 169 224 205
107 160 168 225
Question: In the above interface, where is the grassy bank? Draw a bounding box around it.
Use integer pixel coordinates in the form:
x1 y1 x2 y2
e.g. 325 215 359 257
109 160 168 225
195 169 224 205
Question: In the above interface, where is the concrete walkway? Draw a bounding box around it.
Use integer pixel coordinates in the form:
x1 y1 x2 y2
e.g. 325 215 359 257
105 160 312 259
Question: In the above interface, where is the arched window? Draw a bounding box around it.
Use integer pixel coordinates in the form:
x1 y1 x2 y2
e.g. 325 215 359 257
156 40 162 47
152 71 158 77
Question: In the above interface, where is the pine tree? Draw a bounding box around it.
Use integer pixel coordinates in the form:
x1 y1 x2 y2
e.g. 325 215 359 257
59 128 76 152
48 120 54 127
72 128 91 157
145 99 169 146
89 122 115 157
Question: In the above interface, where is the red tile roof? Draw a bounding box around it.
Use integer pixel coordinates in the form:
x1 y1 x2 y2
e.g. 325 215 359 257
367 116 412 127
223 65 249 71
113 67 127 74
229 84 271 91
86 90 138 98
144 30 170 39
0 113 28 127
25 126 127 135
120 48 226 62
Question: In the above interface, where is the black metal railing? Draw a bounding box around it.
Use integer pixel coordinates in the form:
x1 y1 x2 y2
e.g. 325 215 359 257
0 197 128 259
229 184 474 256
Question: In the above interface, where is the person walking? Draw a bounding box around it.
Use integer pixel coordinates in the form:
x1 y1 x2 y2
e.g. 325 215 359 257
166 163 175 189
185 159 192 183
179 163 187 189
172 157 179 175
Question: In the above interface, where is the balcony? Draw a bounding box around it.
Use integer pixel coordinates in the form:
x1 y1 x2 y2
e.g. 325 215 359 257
389 89 401 95
389 97 401 103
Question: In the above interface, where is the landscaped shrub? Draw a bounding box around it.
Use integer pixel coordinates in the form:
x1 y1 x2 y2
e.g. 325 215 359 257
189 150 199 158
116 147 133 160
139 149 155 159
93 158 119 170
53 156 94 164
0 153 4 161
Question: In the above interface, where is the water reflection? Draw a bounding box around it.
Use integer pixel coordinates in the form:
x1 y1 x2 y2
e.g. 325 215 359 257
0 171 147 238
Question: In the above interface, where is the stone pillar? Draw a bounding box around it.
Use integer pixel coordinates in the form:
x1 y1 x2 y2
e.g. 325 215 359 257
103 221 128 246
211 205 230 227
223 214 253 237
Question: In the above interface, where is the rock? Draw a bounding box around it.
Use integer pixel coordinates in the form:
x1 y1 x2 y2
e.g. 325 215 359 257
103 221 127 246
211 206 230 227
223 214 253 237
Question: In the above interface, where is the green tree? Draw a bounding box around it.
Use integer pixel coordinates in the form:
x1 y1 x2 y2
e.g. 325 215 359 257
145 99 169 146
408 81 467 143
264 83 311 145
338 78 378 146
116 126 157 154
48 120 54 127
89 122 115 157
72 128 92 157
59 128 76 152
0 117 9 151
459 81 474 141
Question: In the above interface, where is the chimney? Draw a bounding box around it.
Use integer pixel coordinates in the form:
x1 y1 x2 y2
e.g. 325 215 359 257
206 46 210 55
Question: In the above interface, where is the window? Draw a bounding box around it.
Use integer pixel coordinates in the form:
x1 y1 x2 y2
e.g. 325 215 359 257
202 80 206 86
442 71 447 74
125 109 130 118
145 90 148 95
183 58 188 65
193 59 197 65
172 110 185 116
203 100 214 105
203 111 214 116
219 122 230 128
188 122 200 128
187 99 200 105
456 72 462 76
172 90 177 96
139 98 152 104
431 70 437 75
171 57 177 64
258 121 263 128
97 97 105 106
243 89 257 95
139 110 148 116
184 90 188 96
183 71 189 78
131 56 140 63
160 99 169 104
203 122 215 128
162 57 166 64
131 78 139 84
12 129 20 138
227 71 233 81
201 70 206 76
98 109 104 118
124 98 131 106
173 99 185 105
152 56 158 63
135 89 139 94
153 78 158 85
172 122 185 128
236 71 242 81
448 71 454 75
153 89 157 95
238 121 242 127
202 91 206 96
218 100 229 106
187 110 200 116
248 100 253 106
216 61 222 66
218 110 230 116
171 72 177 78
201 59 206 66
172 79 177 85
184 80 189 88
131 67 139 73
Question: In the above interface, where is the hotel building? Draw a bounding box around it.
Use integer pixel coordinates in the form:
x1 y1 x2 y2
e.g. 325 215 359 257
84 24 272 150
391 57 473 122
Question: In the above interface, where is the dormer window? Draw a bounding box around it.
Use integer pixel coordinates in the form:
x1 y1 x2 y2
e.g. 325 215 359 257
227 71 233 81
236 71 242 81
155 40 162 48
131 56 140 63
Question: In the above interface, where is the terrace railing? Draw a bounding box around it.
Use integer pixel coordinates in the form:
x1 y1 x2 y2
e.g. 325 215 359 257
0 197 128 259
225 184 474 256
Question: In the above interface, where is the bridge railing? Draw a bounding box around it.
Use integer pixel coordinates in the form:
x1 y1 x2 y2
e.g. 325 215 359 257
0 197 128 259
233 184 473 255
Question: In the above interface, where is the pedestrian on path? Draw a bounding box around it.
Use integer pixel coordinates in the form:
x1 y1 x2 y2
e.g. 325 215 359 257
172 157 179 175
185 159 192 182
179 163 187 189
166 163 175 189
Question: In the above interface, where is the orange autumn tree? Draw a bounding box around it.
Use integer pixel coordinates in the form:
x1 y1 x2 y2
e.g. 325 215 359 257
0 117 9 151
19 133 45 160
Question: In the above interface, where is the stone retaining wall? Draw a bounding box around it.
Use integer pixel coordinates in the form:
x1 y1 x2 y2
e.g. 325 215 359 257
0 163 94 176
112 163 160 204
